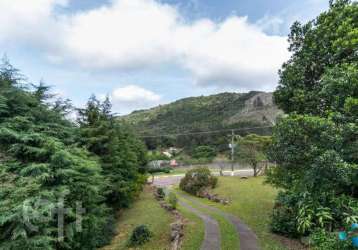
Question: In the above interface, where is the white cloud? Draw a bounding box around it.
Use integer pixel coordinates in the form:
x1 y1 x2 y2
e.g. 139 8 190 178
0 0 293 90
0 0 67 46
109 85 161 114
112 85 161 102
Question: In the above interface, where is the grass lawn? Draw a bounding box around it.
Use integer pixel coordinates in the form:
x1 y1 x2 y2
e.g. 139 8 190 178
179 176 292 250
101 185 174 250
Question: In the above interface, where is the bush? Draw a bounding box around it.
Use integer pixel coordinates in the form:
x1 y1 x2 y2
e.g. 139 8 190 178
128 225 153 246
271 192 300 237
179 167 218 195
168 192 178 209
310 230 354 250
156 187 166 199
192 146 216 160
271 191 358 238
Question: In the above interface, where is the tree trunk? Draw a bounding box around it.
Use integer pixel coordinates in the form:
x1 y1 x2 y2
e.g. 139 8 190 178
253 164 257 177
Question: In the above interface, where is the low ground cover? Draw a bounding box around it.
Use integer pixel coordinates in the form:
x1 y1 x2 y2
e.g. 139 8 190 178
101 186 174 250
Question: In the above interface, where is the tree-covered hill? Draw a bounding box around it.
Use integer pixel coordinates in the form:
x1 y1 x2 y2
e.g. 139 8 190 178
121 91 283 150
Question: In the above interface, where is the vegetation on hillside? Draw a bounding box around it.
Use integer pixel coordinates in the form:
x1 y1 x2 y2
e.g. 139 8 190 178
122 91 282 151
268 0 357 248
0 60 147 250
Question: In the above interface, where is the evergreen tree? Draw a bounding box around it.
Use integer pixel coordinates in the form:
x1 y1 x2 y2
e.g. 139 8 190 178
0 61 115 249
77 95 147 209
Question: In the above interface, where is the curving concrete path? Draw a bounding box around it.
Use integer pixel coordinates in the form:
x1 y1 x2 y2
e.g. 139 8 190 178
179 193 259 250
179 199 221 250
153 175 260 250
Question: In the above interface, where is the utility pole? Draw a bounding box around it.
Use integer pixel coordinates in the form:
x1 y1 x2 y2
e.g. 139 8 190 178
230 130 235 176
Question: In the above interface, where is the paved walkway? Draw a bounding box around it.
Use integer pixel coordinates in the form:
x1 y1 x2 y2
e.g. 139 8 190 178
153 175 260 250
179 199 221 250
179 193 259 250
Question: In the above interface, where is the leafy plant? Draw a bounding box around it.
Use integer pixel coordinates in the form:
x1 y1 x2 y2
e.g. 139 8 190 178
268 0 358 238
156 187 166 199
192 146 216 161
179 167 218 196
310 229 354 250
168 192 178 209
127 225 153 247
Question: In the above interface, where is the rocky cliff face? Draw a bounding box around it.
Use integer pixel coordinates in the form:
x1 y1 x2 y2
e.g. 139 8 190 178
226 92 283 126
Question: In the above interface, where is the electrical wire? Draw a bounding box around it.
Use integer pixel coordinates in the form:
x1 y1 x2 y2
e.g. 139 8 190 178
137 125 273 138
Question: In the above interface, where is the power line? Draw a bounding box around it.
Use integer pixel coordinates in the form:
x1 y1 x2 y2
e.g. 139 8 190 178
137 125 273 138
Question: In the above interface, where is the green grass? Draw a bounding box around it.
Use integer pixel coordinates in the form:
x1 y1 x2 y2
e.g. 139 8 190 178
176 203 205 250
153 167 222 176
177 192 239 250
101 186 174 250
178 176 290 250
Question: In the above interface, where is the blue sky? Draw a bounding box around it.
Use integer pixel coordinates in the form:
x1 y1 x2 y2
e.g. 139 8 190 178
0 0 329 114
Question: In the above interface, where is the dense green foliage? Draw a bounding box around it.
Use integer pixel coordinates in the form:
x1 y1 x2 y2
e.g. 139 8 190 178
179 167 218 195
235 134 271 176
122 92 282 151
77 95 147 209
192 145 216 161
127 225 153 247
0 61 147 249
155 187 166 200
268 0 358 246
310 229 354 249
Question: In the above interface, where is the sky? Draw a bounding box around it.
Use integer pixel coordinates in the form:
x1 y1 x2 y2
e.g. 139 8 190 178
0 0 329 114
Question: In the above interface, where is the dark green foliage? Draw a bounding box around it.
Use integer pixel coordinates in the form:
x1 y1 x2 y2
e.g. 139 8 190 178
127 225 153 246
77 96 148 209
148 167 171 175
274 0 357 115
268 0 358 243
310 230 355 250
192 145 216 161
179 167 218 195
270 191 300 237
156 187 166 199
0 60 147 249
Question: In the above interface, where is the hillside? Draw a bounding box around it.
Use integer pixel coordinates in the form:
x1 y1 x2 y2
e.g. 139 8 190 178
121 91 283 140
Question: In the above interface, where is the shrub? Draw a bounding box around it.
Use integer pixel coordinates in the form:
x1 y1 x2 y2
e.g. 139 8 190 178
168 192 178 209
156 187 166 199
192 146 216 160
128 225 153 246
271 192 300 237
179 167 218 195
310 230 354 250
